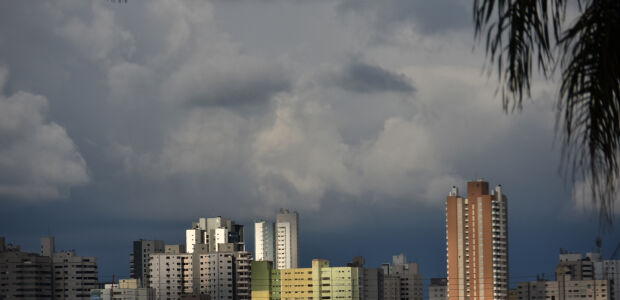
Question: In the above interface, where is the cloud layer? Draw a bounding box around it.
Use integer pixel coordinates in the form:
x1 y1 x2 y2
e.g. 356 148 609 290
0 0 570 218
0 68 88 199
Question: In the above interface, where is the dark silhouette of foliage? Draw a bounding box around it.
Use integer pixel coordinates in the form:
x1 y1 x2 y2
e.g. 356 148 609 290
474 0 620 225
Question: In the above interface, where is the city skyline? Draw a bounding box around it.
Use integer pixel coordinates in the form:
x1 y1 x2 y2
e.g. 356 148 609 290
0 0 619 295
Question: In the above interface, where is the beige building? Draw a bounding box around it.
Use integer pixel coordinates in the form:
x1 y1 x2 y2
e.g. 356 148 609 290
446 180 509 300
90 279 156 300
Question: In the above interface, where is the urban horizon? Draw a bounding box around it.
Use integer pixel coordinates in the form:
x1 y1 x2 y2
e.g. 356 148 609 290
3 178 618 284
1 0 619 299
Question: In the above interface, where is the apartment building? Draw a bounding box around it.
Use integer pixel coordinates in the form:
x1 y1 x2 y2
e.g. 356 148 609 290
251 259 359 300
275 210 299 270
0 236 98 300
446 180 509 300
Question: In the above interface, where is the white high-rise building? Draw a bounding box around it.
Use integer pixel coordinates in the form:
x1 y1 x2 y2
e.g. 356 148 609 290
276 209 299 269
215 227 228 251
185 216 244 254
254 220 275 262
186 229 202 254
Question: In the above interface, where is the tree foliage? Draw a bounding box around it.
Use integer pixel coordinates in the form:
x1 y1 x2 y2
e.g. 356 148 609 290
474 0 620 225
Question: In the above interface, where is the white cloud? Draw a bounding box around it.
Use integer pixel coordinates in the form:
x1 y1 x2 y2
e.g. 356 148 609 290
0 68 88 200
53 1 135 63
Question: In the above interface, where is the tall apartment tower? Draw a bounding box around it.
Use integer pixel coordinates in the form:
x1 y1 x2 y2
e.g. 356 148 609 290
446 180 509 300
255 220 275 262
276 209 299 269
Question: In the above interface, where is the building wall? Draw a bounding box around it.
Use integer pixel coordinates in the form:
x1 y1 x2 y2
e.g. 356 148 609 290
362 268 382 300
516 279 610 300
382 276 400 300
186 230 202 254
276 210 299 270
251 259 359 300
0 250 53 299
90 283 156 300
149 253 193 300
429 285 447 300
186 247 251 300
255 221 275 262
0 237 97 300
234 251 252 300
132 240 165 287
51 251 98 299
251 261 274 300
429 278 447 300
391 263 423 300
41 237 55 257
186 217 245 256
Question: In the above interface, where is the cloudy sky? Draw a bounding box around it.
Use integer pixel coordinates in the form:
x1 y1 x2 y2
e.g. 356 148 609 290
0 0 618 286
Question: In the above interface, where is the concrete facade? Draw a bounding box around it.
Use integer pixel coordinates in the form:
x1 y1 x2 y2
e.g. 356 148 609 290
515 251 617 300
0 240 53 299
51 250 99 299
515 279 610 300
347 255 423 300
275 209 299 270
254 221 275 263
131 240 166 287
0 237 97 300
90 281 156 300
149 245 251 300
149 252 194 300
383 255 423 300
446 180 509 300
185 217 245 255
429 278 447 300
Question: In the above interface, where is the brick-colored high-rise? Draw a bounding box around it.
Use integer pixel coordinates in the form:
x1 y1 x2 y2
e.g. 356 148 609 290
446 180 509 300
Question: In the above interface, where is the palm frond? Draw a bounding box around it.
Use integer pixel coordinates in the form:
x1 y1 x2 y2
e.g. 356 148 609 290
474 0 620 225
559 0 620 225
474 0 565 111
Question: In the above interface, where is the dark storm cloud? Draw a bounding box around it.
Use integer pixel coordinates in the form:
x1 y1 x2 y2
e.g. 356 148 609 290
338 0 470 34
186 66 291 107
325 61 415 94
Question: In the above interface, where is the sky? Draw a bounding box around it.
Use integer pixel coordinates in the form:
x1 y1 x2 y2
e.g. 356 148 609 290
0 0 619 289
